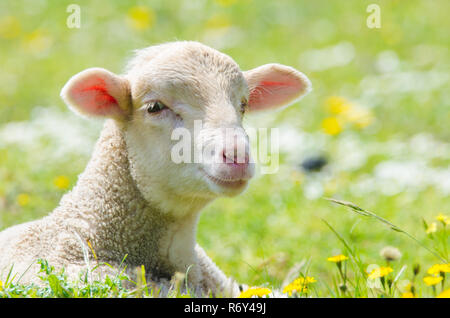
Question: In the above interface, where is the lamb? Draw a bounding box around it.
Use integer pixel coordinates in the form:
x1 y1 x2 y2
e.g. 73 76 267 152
0 41 311 297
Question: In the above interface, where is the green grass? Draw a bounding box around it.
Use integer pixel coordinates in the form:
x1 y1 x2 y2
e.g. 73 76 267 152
0 0 449 297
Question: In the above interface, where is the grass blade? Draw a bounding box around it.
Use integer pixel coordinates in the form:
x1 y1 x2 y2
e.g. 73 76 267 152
321 218 366 278
325 198 447 263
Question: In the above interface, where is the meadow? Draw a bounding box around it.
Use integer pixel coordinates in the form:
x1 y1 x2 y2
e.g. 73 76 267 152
0 0 449 298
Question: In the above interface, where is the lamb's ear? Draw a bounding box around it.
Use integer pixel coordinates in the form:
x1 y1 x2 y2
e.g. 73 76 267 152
61 68 131 120
243 63 312 112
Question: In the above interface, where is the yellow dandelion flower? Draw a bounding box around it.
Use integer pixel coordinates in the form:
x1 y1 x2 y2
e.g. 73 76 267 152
427 264 450 275
126 6 155 30
283 284 308 296
238 287 271 298
401 292 415 298
325 96 374 129
423 275 443 286
16 193 30 207
325 96 352 115
437 289 450 298
321 117 342 136
436 213 450 225
0 16 21 39
426 222 437 234
24 29 53 54
0 280 3 291
283 276 316 296
367 266 393 280
23 29 53 55
300 276 317 284
327 255 349 263
341 107 374 129
53 175 70 190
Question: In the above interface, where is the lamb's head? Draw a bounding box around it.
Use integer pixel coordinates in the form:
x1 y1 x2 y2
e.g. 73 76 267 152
61 41 311 214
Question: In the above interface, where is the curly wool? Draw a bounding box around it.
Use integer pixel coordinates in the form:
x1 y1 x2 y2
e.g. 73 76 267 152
0 119 240 297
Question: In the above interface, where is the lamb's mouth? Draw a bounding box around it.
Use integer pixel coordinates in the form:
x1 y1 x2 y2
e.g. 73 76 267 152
201 169 248 190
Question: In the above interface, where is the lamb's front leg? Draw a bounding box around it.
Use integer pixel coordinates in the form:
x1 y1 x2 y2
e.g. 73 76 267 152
194 244 243 297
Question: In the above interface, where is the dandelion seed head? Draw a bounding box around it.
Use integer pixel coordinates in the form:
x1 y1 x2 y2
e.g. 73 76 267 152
379 246 402 261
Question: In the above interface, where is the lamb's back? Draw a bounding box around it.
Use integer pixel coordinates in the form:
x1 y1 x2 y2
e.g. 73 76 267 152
0 217 66 281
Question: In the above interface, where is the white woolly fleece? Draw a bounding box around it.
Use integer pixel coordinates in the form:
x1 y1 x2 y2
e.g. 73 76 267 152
0 120 241 297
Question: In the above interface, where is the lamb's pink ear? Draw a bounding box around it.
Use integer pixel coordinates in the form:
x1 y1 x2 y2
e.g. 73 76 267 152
243 63 312 112
61 68 131 120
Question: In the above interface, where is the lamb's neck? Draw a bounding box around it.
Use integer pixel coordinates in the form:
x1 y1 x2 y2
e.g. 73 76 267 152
55 120 203 275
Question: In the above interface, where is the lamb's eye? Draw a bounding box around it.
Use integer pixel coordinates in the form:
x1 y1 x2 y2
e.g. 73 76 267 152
147 101 167 113
240 98 248 114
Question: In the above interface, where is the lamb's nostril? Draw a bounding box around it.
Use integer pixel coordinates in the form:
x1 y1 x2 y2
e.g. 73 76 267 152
222 151 230 163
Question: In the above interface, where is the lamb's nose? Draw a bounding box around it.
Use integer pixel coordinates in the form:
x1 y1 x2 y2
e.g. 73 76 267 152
222 146 249 166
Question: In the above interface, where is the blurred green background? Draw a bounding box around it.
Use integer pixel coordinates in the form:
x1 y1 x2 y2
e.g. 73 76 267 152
0 0 449 294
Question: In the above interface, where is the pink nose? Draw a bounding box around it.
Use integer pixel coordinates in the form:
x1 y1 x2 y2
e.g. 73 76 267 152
222 146 249 165
216 144 254 181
